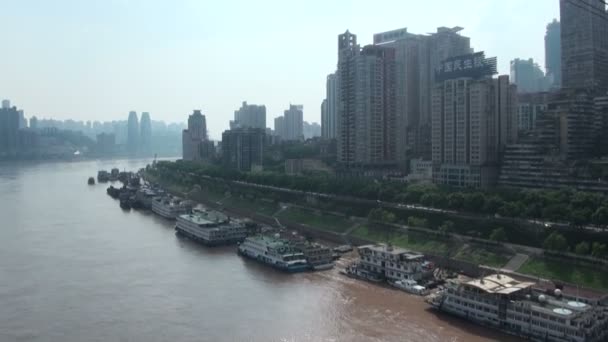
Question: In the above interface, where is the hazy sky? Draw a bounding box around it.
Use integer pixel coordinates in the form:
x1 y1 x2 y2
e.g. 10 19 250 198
0 0 559 140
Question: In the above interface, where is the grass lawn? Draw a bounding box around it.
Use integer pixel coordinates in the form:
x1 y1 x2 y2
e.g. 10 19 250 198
453 246 511 268
276 207 353 233
518 257 608 292
350 225 452 255
222 196 279 216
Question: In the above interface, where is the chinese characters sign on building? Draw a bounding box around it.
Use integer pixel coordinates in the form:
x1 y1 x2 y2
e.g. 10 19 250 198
435 52 497 82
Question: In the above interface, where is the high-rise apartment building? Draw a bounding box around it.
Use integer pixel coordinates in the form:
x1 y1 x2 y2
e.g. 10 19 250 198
274 116 285 140
127 111 139 155
337 30 359 165
545 19 562 88
431 53 516 188
322 99 328 140
221 127 265 171
373 27 472 163
560 0 608 93
542 91 596 161
283 105 304 141
0 102 20 153
322 73 338 139
510 58 549 93
182 110 207 161
233 101 266 129
336 31 398 167
303 121 321 139
139 112 152 155
29 116 38 130
517 92 550 132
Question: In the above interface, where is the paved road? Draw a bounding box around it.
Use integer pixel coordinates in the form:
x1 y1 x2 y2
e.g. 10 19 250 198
502 253 530 272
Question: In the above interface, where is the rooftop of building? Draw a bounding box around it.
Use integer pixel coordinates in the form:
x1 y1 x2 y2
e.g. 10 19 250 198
247 234 291 248
466 274 535 295
358 243 424 260
179 208 228 225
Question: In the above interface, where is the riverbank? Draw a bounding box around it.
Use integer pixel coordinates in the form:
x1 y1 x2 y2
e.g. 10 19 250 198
144 170 608 293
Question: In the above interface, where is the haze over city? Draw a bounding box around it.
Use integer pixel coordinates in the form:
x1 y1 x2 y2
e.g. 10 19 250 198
0 0 558 139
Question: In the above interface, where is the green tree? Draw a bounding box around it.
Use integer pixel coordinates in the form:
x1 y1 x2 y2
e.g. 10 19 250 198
407 216 428 228
438 220 454 236
464 193 485 212
483 196 504 214
420 192 443 207
569 209 592 228
498 202 523 218
489 227 508 242
592 242 608 258
381 210 396 224
367 208 383 221
447 193 465 209
592 206 608 227
574 241 590 255
543 232 568 252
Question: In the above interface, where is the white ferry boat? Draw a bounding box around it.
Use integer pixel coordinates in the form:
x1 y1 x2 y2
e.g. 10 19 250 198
175 209 247 246
151 196 190 219
345 244 434 284
429 274 608 342
238 235 310 273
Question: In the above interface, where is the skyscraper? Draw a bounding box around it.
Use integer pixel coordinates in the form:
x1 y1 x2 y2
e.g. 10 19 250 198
322 73 338 140
29 116 38 130
0 103 20 153
17 110 27 129
182 110 207 161
517 92 550 132
303 121 321 139
510 58 548 93
233 102 266 129
560 0 608 93
221 127 265 171
283 104 304 141
274 116 285 140
321 99 328 138
545 19 562 88
337 31 398 167
139 112 152 155
337 30 359 165
431 53 515 188
373 27 472 164
127 111 139 155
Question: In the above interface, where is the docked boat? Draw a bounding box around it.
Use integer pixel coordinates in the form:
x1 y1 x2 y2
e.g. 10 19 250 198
97 170 110 182
87 177 95 185
133 187 159 210
107 185 121 198
110 168 120 181
359 244 433 280
390 279 428 295
341 263 383 283
238 235 310 273
293 241 334 270
430 274 608 342
175 208 247 246
152 196 191 219
119 193 132 210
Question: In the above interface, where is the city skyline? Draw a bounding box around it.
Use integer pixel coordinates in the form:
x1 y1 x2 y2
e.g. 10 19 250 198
0 0 559 140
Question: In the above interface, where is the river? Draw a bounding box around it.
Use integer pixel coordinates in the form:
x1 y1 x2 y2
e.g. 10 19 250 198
0 158 521 342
